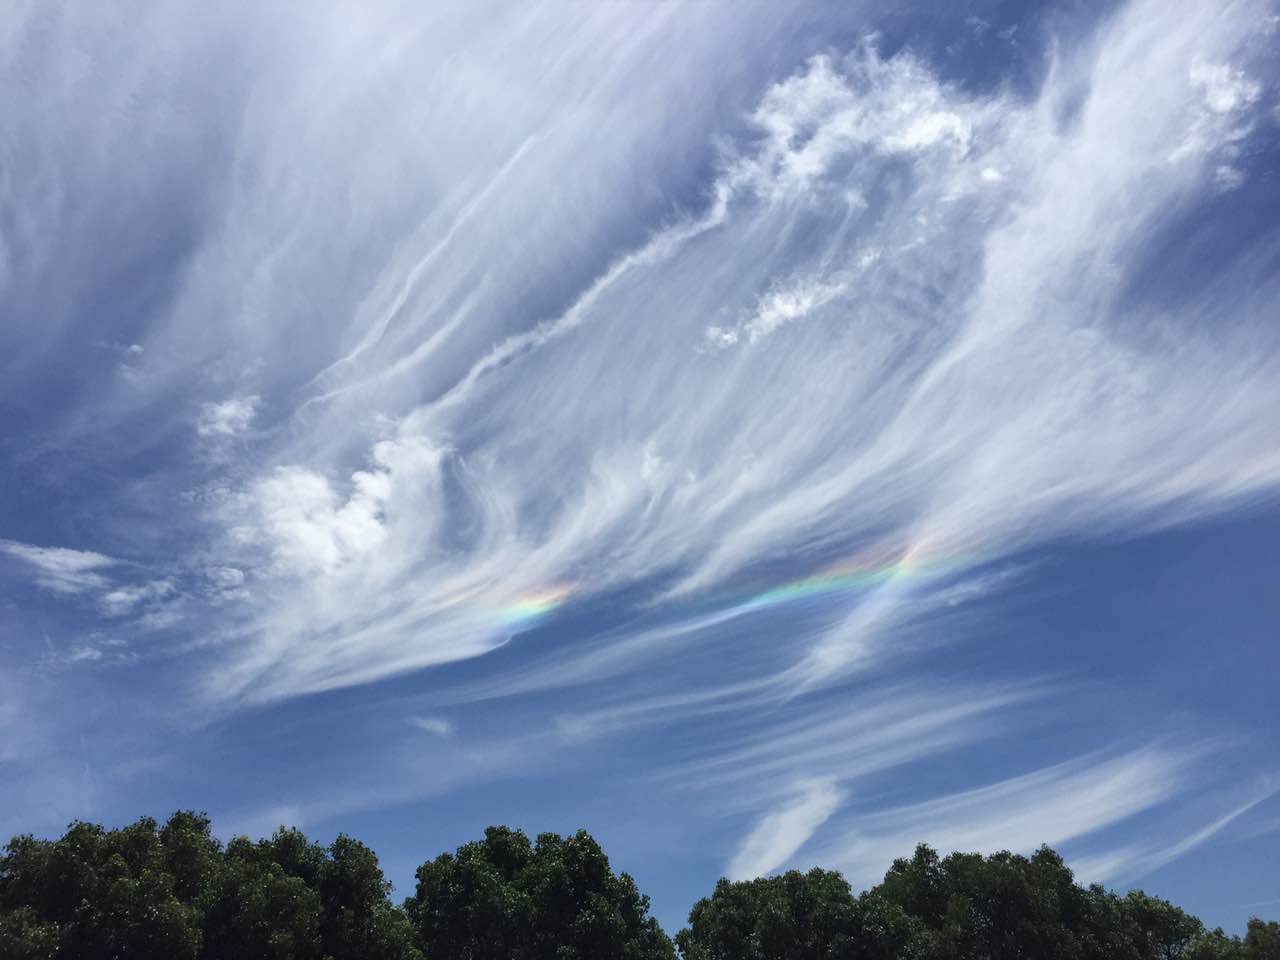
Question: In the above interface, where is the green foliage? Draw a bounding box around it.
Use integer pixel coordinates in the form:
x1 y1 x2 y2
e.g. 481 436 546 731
1185 927 1248 960
1121 890 1207 960
0 906 60 960
1245 919 1280 960
405 825 675 960
0 818 202 960
676 868 923 960
678 843 1270 960
875 845 1098 960
0 812 420 960
1 814 1274 960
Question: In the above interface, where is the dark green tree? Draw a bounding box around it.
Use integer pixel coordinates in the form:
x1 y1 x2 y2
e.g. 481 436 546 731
677 844 1253 960
319 834 422 960
0 817 202 960
3 815 1274 960
1122 890 1207 960
199 826 421 960
0 906 60 960
878 845 1088 960
1245 918 1280 960
0 813 421 960
198 833 323 960
676 867 924 960
1185 927 1247 960
406 825 675 960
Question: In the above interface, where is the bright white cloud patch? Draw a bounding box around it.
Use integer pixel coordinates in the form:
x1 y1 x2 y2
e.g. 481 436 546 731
197 396 260 437
245 437 444 577
1190 58 1262 114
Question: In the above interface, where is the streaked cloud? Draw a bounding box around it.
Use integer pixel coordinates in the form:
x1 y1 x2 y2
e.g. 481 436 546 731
728 780 844 880
0 540 117 595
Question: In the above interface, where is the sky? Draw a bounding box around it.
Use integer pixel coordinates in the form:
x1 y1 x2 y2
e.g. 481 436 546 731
2 0 1279 936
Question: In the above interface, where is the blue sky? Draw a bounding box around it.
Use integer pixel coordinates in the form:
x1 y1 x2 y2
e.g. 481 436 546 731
2 0 1279 935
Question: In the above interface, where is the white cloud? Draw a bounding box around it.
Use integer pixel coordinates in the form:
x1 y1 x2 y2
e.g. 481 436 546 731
248 436 442 577
207 566 245 588
99 579 175 616
1071 788 1278 884
0 540 117 594
882 110 971 153
253 466 389 576
197 396 259 437
0 540 179 629
5 0 1275 878
740 48 989 198
816 746 1196 888
1214 163 1247 191
1190 58 1261 114
407 716 452 737
728 779 844 880
705 273 848 348
162 0 1278 712
744 275 849 344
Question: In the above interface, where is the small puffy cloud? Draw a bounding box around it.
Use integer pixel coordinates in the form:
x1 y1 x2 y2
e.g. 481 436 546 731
1214 164 1247 191
0 539 117 594
250 437 441 576
703 325 740 348
743 49 983 198
99 579 175 616
197 396 260 437
1190 58 1261 114
1170 58 1264 165
253 466 388 575
883 110 971 153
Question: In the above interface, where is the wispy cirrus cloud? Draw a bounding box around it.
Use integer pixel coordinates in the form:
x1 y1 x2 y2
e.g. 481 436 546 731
728 780 844 881
211 2 1278 707
0 540 116 595
812 745 1202 887
2 0 1256 713
1070 787 1280 885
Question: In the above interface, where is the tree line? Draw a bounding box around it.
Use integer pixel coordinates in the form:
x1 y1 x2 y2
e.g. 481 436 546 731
0 812 1275 959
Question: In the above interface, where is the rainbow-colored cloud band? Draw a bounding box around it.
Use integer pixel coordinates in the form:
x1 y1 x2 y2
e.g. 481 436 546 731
498 586 575 626
494 542 951 634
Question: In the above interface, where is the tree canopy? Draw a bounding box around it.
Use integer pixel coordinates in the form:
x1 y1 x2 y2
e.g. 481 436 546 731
405 825 674 960
0 812 420 960
1 813 1275 960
